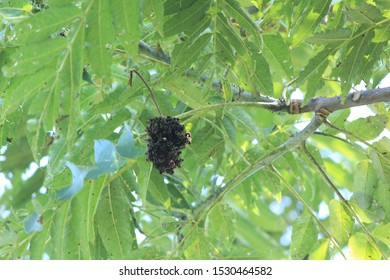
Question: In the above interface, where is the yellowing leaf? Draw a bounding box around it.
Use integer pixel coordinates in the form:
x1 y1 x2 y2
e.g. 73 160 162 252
348 232 381 260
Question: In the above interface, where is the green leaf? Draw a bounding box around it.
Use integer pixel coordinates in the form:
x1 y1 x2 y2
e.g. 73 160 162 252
171 33 212 75
95 181 136 259
111 0 140 55
253 199 288 233
309 239 330 260
85 0 115 83
340 28 375 97
372 223 390 248
14 5 82 44
262 33 294 80
30 218 52 260
2 67 55 117
58 20 85 146
116 124 145 158
328 199 354 245
206 203 236 251
222 115 236 144
373 25 390 43
163 0 210 37
50 201 72 259
146 170 171 209
251 51 274 96
290 212 318 260
215 32 236 66
183 226 212 259
57 162 90 200
216 12 248 58
165 76 209 108
291 0 332 46
296 48 332 87
71 176 107 259
348 232 381 260
307 29 352 46
24 212 43 234
164 0 197 15
190 125 224 164
345 115 388 141
347 2 383 24
142 0 164 36
221 0 262 49
2 39 67 77
86 140 125 180
352 160 377 208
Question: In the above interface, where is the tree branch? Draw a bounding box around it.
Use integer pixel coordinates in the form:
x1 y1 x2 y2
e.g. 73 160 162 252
138 41 390 115
192 114 324 220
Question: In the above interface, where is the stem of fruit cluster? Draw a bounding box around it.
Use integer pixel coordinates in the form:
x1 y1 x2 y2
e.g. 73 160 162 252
129 68 164 117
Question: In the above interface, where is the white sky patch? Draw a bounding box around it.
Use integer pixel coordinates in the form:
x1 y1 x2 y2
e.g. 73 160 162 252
317 201 330 220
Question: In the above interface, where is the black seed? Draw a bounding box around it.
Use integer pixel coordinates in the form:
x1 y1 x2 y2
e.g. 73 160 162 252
145 116 190 174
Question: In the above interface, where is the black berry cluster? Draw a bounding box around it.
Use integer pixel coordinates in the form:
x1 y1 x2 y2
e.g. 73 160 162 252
146 116 191 174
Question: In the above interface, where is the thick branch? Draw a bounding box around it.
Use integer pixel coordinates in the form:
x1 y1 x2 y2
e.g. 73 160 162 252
137 41 390 115
300 87 390 113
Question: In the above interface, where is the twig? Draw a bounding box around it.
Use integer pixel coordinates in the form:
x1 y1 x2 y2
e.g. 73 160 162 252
322 119 374 148
269 164 347 259
313 131 369 158
129 68 164 117
300 142 388 259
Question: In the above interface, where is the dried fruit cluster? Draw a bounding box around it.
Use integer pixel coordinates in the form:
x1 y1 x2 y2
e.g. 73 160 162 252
146 116 191 174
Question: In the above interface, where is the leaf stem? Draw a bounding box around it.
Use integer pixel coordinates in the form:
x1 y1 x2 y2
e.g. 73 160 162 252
129 68 164 117
323 119 374 148
300 142 388 259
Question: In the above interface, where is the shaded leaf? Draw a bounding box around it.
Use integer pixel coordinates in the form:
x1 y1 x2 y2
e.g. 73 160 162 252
57 162 90 200
290 212 318 260
24 212 42 234
111 0 140 55
86 140 125 180
183 226 212 259
221 0 262 49
14 5 82 44
262 33 294 80
163 0 210 37
206 203 236 251
116 124 145 158
95 181 136 259
291 0 332 46
85 0 114 83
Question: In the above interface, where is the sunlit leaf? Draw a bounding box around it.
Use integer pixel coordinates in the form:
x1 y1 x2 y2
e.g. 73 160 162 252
329 200 354 245
348 232 381 260
372 223 390 248
345 115 388 141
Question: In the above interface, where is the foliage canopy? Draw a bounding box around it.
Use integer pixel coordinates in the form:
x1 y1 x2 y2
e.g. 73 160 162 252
0 0 390 260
